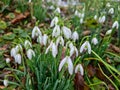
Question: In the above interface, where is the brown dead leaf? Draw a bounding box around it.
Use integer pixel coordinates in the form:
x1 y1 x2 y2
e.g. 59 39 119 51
74 72 89 90
109 44 120 53
0 44 9 51
0 85 5 89
11 11 30 24
60 47 66 60
82 30 91 36
87 65 96 77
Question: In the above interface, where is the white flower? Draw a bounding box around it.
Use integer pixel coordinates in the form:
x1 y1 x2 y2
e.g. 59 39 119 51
50 16 59 27
14 54 22 64
54 7 61 13
45 41 53 54
81 13 84 18
75 64 84 76
58 56 73 75
72 31 79 41
52 25 61 37
52 43 58 58
94 15 97 20
75 10 81 17
91 37 98 45
3 80 8 87
6 58 10 63
112 21 119 29
42 34 48 46
80 41 91 54
108 8 114 14
80 18 83 24
24 40 32 48
62 26 71 39
106 3 111 7
37 35 43 44
56 36 64 46
106 29 112 35
32 26 42 39
15 44 23 53
98 15 106 23
27 49 35 60
10 48 17 57
28 0 31 3
70 45 78 57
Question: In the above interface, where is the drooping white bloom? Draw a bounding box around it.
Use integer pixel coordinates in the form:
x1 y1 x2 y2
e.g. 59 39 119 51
94 15 97 20
24 40 32 48
112 21 119 29
75 10 81 17
37 35 43 44
70 45 78 57
50 16 59 27
14 54 22 64
3 79 8 87
91 37 98 45
75 64 84 76
54 7 61 13
45 41 53 54
28 0 31 3
10 48 17 57
59 56 73 75
80 18 83 24
81 13 85 18
32 26 42 39
6 58 10 63
72 31 79 41
108 8 114 14
106 2 111 7
42 34 48 46
80 41 91 54
52 43 58 58
106 29 112 35
98 15 106 23
52 25 61 37
56 36 64 46
15 44 23 53
62 26 71 39
27 49 35 60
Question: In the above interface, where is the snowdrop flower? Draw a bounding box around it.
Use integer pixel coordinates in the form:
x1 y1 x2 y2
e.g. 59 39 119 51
94 15 97 20
91 37 98 45
98 15 106 23
81 13 85 18
50 16 59 27
70 45 78 57
15 44 23 53
24 40 32 48
75 10 81 17
72 31 79 41
52 43 58 58
6 58 10 63
37 35 43 44
106 2 111 7
112 21 119 29
28 0 31 3
27 49 35 60
80 18 83 24
42 34 48 46
32 26 42 39
14 54 22 64
45 41 53 54
59 56 73 75
3 79 8 87
62 26 71 39
52 25 61 37
108 8 114 14
56 36 64 46
80 41 91 54
75 64 84 76
54 7 61 13
106 29 112 35
10 48 17 57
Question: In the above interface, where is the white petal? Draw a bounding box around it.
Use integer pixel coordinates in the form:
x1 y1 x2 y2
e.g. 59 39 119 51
52 25 60 37
27 49 35 60
32 26 42 39
67 57 73 75
75 64 84 76
54 7 61 13
45 41 53 54
106 29 112 35
56 36 64 46
24 40 32 48
50 17 59 27
58 57 67 72
86 41 91 54
43 34 48 46
72 31 79 41
14 54 22 64
74 47 78 57
80 41 87 53
3 80 8 87
112 21 119 29
62 26 71 39
37 35 43 44
91 37 98 45
108 8 114 14
10 48 17 57
70 47 74 57
52 43 58 57
6 58 10 63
